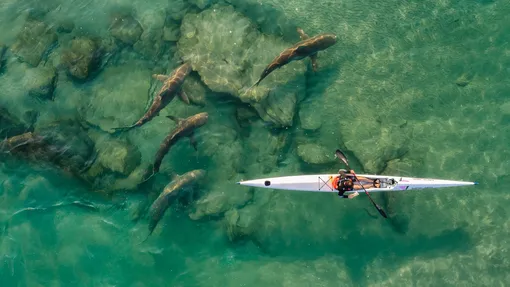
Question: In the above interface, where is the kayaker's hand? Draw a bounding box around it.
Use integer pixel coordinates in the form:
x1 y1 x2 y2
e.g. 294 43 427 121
348 191 359 199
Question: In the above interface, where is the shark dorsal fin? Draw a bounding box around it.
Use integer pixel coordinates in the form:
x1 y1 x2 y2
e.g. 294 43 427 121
166 115 183 125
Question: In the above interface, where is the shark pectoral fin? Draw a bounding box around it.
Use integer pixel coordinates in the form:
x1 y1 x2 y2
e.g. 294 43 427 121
297 27 309 40
189 133 198 151
179 90 190 105
310 54 318 72
166 115 183 125
169 170 179 181
152 74 169 82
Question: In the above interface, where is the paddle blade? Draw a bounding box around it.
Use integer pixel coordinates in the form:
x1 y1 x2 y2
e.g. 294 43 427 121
375 204 388 218
335 149 349 166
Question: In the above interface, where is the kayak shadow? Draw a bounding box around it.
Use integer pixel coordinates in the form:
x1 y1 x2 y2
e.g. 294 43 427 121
249 224 474 284
342 226 474 283
362 205 410 235
380 192 410 235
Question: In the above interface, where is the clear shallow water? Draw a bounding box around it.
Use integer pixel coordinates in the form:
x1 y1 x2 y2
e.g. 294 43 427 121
1 0 509 286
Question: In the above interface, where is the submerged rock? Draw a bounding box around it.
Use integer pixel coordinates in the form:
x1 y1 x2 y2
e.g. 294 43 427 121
244 124 290 174
223 208 240 240
166 0 192 21
34 120 96 174
254 88 297 127
235 205 259 237
236 106 258 123
455 72 472 87
0 106 30 138
163 22 180 42
23 110 39 127
189 183 253 220
109 13 143 46
26 65 57 101
189 0 216 10
339 118 410 173
56 19 75 34
181 74 207 106
10 17 58 67
1 119 96 177
80 134 145 194
107 165 148 193
133 9 166 59
0 118 148 195
0 44 6 70
298 103 322 132
81 63 151 132
383 157 418 175
97 139 142 176
223 204 260 241
177 4 307 127
60 36 102 80
199 123 243 179
297 143 336 165
224 0 299 44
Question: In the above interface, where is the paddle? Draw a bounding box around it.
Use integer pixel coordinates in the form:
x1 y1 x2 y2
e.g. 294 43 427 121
335 149 388 219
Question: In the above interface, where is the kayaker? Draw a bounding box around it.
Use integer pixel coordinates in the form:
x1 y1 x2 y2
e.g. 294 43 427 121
333 169 380 198
332 169 358 199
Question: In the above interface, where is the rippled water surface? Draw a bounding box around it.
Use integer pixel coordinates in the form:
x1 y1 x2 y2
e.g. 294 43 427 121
1 0 509 286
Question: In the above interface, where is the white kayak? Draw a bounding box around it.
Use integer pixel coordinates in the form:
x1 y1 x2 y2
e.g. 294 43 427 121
237 174 478 194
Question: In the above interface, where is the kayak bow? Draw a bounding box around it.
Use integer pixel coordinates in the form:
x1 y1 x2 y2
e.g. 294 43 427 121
237 174 478 193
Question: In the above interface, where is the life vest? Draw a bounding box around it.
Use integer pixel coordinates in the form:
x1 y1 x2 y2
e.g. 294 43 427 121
332 176 340 189
333 176 353 191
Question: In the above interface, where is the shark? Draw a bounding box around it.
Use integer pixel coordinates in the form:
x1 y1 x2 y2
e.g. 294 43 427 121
140 169 206 242
252 28 337 87
141 112 209 182
113 62 192 132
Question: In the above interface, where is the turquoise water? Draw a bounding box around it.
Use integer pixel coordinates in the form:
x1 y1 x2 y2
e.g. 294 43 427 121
1 0 509 286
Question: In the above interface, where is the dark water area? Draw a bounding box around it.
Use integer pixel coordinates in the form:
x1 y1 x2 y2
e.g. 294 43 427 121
1 0 509 286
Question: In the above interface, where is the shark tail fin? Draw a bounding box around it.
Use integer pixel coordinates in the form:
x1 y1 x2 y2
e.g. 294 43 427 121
111 124 137 135
137 230 153 245
244 80 260 94
139 164 156 185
